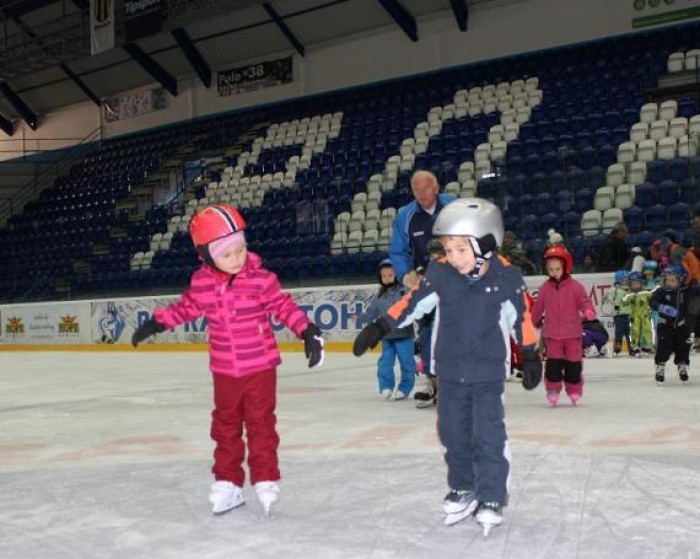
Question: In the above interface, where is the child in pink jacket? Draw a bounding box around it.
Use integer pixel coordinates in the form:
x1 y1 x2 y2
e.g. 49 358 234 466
131 204 323 516
532 245 595 407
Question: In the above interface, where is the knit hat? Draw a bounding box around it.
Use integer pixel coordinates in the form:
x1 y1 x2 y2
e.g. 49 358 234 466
208 231 246 260
547 229 564 245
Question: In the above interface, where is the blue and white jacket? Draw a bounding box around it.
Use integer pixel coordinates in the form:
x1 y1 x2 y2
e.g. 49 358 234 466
389 193 456 282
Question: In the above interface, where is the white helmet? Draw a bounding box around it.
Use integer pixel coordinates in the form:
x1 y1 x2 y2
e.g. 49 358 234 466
433 198 504 257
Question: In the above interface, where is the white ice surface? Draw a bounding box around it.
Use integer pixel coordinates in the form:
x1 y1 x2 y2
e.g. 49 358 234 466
1 351 700 559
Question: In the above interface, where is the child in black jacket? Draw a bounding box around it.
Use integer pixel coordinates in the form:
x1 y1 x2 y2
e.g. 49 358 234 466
650 264 695 384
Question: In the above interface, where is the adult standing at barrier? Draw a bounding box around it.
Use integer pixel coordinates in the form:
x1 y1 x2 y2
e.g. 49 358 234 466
597 222 630 272
389 170 456 405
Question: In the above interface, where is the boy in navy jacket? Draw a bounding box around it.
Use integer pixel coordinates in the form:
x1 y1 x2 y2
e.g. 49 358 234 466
353 198 542 537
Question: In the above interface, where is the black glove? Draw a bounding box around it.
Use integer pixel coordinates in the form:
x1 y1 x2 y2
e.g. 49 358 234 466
353 317 391 356
302 323 324 368
521 349 542 391
131 318 166 347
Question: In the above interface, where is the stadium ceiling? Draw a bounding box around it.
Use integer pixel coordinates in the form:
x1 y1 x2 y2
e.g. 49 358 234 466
0 0 495 130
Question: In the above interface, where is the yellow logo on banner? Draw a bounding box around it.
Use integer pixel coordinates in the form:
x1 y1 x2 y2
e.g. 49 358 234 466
59 315 80 334
6 316 25 334
93 0 112 23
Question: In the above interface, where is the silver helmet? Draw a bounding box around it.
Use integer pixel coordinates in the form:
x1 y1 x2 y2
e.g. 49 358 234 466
432 198 504 257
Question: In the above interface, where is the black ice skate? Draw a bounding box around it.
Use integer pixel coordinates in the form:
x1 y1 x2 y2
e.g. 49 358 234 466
655 364 665 385
442 489 478 526
678 364 689 382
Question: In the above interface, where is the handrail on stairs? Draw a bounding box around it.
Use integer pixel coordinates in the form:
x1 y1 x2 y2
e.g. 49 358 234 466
0 127 102 226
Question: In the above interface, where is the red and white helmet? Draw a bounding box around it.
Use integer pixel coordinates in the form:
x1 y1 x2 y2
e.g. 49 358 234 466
189 204 246 247
543 245 574 275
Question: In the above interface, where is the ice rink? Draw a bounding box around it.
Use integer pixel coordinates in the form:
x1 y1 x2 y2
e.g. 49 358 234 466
1 349 699 559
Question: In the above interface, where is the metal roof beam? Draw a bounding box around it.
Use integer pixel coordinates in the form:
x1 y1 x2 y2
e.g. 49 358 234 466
377 0 417 42
0 82 37 130
60 63 100 106
450 0 468 31
70 0 89 11
171 27 211 88
3 0 57 18
262 2 305 57
123 43 178 96
0 113 13 136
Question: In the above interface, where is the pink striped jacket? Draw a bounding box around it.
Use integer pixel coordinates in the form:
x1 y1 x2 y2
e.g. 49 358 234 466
153 252 310 378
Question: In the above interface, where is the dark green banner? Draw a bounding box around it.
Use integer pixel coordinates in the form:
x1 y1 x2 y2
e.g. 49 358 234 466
632 5 700 28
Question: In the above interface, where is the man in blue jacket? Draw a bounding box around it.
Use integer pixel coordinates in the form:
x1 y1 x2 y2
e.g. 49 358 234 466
389 170 455 406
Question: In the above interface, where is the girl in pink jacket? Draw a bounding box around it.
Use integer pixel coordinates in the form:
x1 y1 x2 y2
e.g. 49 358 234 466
132 204 323 517
532 245 595 407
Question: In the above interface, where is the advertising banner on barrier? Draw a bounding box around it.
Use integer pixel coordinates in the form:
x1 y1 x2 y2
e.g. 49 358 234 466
0 302 92 344
1 273 617 347
90 287 376 345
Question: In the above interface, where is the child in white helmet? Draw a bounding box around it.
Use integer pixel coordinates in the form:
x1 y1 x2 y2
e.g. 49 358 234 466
353 198 542 538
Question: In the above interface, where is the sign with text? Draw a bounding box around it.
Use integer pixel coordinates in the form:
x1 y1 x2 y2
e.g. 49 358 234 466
630 0 700 29
90 0 115 54
125 0 163 42
217 56 293 97
104 87 168 122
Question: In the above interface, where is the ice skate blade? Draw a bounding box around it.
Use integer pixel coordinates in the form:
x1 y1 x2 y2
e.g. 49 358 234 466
212 501 245 516
481 523 497 539
444 504 478 526
262 505 276 519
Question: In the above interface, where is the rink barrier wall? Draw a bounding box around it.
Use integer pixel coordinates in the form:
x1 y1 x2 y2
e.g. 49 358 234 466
0 274 616 351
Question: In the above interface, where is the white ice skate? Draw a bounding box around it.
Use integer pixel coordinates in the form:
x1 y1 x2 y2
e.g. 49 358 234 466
209 481 245 515
442 489 478 526
475 501 503 538
255 481 280 517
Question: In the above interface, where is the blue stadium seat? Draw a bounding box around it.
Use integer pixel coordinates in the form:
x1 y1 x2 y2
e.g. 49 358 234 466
555 190 573 212
549 170 566 190
566 236 585 265
586 167 605 189
541 151 560 173
624 205 645 233
635 182 658 208
669 158 689 182
668 202 690 228
578 146 597 169
540 213 560 234
630 229 654 247
520 194 535 215
678 99 697 119
658 180 680 206
567 167 586 190
523 154 541 176
646 160 669 184
574 188 594 213
559 211 581 239
530 173 548 196
645 204 668 228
